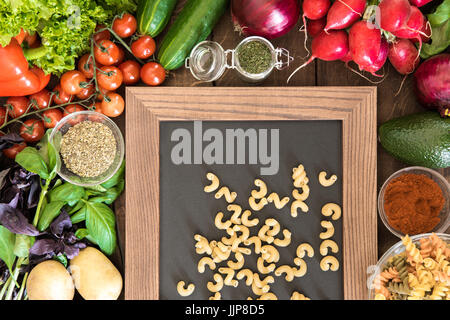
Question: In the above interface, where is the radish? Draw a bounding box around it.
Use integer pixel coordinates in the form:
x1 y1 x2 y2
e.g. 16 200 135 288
341 48 353 62
388 39 420 75
306 17 327 38
349 20 388 76
379 0 412 32
324 0 367 32
288 30 349 82
302 0 331 20
391 6 424 39
409 0 434 7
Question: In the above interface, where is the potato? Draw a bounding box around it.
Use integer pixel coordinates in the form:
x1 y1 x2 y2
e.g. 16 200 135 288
27 260 75 300
69 247 122 300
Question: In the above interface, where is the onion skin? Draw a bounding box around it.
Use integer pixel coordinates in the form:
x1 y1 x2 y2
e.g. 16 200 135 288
414 54 450 118
231 0 301 39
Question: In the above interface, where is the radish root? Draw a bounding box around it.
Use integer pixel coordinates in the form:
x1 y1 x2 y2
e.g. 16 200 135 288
345 62 388 84
301 15 311 58
337 0 363 16
287 56 315 83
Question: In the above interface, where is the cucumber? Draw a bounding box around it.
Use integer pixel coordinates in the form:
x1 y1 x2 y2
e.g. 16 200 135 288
137 0 178 38
157 0 229 70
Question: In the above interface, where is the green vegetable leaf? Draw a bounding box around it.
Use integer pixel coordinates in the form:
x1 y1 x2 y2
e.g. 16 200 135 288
0 226 16 271
13 234 33 258
54 253 68 268
37 200 65 232
85 201 116 255
70 205 87 224
48 183 85 206
100 160 125 189
75 228 97 244
421 0 450 59
15 147 49 179
89 179 124 205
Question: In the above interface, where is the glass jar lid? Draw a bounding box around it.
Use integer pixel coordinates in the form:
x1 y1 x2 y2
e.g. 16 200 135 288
185 41 229 82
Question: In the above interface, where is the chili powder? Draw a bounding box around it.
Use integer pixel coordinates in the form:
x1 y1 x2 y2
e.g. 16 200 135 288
383 173 445 235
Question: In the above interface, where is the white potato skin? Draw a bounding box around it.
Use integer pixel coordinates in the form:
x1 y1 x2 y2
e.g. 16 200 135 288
70 247 123 300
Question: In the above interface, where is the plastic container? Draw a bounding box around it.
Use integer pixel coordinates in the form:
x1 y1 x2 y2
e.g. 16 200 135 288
185 36 293 83
367 233 450 300
49 111 124 187
378 166 450 238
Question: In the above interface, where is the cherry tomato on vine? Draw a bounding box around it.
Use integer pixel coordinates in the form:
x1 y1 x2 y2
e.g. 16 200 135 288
96 87 110 102
131 35 156 60
94 40 120 66
42 109 63 129
91 102 103 114
60 70 87 95
140 62 166 86
0 107 7 125
6 96 29 118
52 84 73 105
64 104 86 125
93 24 110 43
78 54 96 78
29 89 52 110
112 13 137 38
76 82 95 100
101 92 124 117
3 142 27 159
115 46 125 66
119 60 140 85
97 66 123 91
20 119 44 143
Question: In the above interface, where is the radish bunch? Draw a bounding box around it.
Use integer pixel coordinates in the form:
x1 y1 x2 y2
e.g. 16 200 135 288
291 0 434 81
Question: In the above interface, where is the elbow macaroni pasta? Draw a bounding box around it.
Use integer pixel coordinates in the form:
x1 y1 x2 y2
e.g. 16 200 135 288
215 186 237 203
319 221 335 240
321 203 342 221
241 210 259 227
273 229 292 247
320 256 340 271
267 192 290 209
249 196 268 211
251 179 268 199
320 240 339 256
177 281 195 297
318 171 337 187
291 200 309 217
204 172 220 193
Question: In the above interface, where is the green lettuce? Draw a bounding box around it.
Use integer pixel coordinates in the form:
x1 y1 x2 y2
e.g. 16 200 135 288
420 0 450 59
0 0 136 75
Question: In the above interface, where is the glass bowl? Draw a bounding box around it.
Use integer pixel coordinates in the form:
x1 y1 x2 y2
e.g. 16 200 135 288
49 111 124 187
367 233 450 300
378 166 450 238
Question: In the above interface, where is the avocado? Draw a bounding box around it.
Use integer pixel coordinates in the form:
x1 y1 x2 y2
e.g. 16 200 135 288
379 112 450 168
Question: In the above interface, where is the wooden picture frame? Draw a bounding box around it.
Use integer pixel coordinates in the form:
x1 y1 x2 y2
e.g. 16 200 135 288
125 86 377 300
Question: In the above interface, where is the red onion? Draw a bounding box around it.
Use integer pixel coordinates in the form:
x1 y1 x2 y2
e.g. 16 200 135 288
414 54 450 117
231 0 300 39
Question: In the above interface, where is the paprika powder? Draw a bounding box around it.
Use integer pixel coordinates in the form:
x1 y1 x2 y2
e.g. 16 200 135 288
383 173 445 235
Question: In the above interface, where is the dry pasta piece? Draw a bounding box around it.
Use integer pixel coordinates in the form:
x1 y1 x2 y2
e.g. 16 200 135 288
292 186 310 201
319 221 335 240
244 236 262 254
227 204 243 224
198 257 216 273
267 192 290 209
275 265 295 282
318 171 337 187
212 245 231 263
321 203 342 221
241 210 259 227
177 281 195 297
233 225 250 242
252 273 274 294
209 292 221 300
261 245 280 263
236 269 254 286
204 172 220 193
257 257 276 274
207 273 224 292
273 229 292 247
291 291 311 300
293 258 308 277
296 243 314 259
251 179 268 199
258 225 274 244
258 292 278 300
221 233 237 246
215 212 232 230
219 267 239 287
251 281 269 295
319 239 339 256
227 252 245 270
249 196 268 211
265 218 280 237
194 234 212 255
292 165 309 188
291 200 309 217
402 235 423 265
320 256 340 271
215 186 237 203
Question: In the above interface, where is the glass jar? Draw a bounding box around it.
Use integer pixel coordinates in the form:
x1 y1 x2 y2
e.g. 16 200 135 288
185 36 293 83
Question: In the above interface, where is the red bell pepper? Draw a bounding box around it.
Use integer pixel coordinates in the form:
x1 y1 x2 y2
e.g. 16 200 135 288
0 38 50 97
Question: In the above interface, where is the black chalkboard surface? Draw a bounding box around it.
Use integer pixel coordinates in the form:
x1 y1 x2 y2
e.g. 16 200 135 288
159 120 343 300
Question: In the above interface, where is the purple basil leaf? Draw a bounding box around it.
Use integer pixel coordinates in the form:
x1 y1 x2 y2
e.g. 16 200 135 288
50 211 72 236
0 133 23 150
63 242 86 259
29 238 59 256
0 203 39 236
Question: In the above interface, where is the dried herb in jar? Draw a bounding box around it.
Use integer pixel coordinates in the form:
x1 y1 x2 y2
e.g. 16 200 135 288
237 40 273 74
60 121 116 178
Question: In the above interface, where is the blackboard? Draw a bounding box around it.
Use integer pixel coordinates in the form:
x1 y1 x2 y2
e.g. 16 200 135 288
159 120 343 300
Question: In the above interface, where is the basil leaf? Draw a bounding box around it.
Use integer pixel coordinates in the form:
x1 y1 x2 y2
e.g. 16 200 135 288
0 226 16 271
48 183 85 206
15 147 49 179
75 228 97 245
100 160 125 189
89 179 124 205
37 201 65 232
13 234 33 258
71 205 87 224
85 202 116 255
54 253 68 268
421 0 450 59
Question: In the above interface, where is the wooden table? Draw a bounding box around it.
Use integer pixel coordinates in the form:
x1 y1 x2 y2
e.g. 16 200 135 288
112 2 449 294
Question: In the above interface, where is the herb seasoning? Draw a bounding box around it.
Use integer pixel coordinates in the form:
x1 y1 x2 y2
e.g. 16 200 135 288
60 121 117 178
237 40 273 74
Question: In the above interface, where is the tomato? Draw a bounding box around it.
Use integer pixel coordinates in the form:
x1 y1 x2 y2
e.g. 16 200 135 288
94 40 120 66
96 87 110 102
131 36 156 59
6 96 29 118
29 89 52 110
52 84 73 105
91 102 103 114
78 54 96 78
3 142 27 159
42 109 63 129
101 93 124 117
93 24 110 43
0 107 7 125
24 32 39 48
97 66 123 91
119 60 140 85
63 104 85 116
76 82 95 100
60 70 87 95
20 119 44 143
140 62 166 86
115 46 125 66
112 13 137 38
